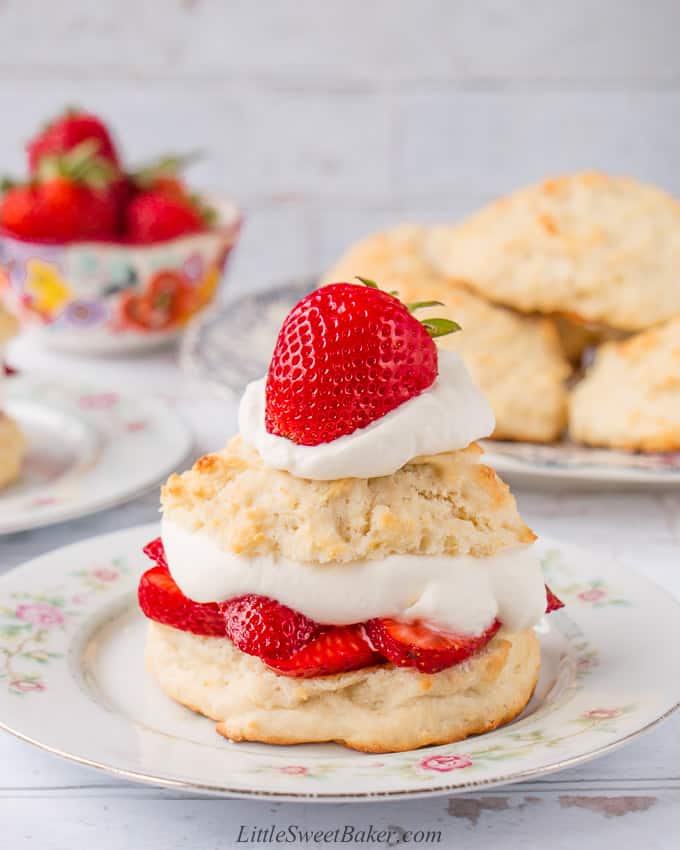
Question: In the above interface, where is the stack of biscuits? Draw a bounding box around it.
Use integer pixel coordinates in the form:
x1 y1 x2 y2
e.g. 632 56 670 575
321 172 680 452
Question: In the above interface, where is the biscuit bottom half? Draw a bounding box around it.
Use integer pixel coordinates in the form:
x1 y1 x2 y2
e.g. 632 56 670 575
146 622 540 753
0 414 25 490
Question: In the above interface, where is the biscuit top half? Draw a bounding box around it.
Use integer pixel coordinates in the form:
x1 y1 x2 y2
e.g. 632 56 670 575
161 435 535 564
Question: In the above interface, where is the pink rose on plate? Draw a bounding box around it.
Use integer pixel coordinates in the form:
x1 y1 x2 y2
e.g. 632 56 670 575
11 680 45 693
79 392 118 410
583 708 621 720
578 588 606 603
419 754 473 772
15 602 65 627
279 765 308 775
92 567 119 582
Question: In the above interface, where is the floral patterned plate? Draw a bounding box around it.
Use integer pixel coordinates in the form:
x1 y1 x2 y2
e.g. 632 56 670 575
0 379 192 533
182 279 680 487
0 524 677 801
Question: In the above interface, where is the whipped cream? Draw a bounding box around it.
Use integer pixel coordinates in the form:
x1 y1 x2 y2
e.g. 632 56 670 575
238 350 495 480
162 518 547 636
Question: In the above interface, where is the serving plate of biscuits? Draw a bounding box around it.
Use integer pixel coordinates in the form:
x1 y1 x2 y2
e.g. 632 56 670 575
0 524 676 801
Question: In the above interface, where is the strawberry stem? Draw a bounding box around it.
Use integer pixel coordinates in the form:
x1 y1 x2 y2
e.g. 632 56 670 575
130 151 203 188
405 300 444 312
355 277 462 339
355 276 378 289
35 138 118 189
421 317 462 338
0 176 17 193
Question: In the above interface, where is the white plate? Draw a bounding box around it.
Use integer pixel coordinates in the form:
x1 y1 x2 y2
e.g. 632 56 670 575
0 523 677 801
182 281 680 487
0 378 192 533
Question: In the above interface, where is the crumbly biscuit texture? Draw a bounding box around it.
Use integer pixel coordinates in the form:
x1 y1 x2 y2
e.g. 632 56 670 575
0 306 18 344
320 223 443 293
0 414 25 490
146 622 540 752
570 316 680 451
321 225 570 442
161 436 535 563
425 172 680 331
413 279 570 442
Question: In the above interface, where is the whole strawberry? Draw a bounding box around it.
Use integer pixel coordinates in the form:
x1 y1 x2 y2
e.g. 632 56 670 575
124 190 212 244
27 108 120 173
265 280 460 446
1 140 118 242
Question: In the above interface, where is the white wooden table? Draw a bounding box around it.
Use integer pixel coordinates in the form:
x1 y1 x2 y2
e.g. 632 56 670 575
1 336 678 849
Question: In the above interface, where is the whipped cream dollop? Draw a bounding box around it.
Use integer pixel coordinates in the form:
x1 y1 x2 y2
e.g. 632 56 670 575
238 350 495 480
162 519 547 635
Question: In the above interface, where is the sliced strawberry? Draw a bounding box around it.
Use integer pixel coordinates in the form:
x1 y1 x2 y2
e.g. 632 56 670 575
220 594 322 660
265 282 461 446
545 585 564 613
365 618 501 674
138 565 225 638
143 536 168 570
265 624 383 678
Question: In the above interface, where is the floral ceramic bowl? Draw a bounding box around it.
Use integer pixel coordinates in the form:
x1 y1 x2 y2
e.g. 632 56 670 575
0 197 241 354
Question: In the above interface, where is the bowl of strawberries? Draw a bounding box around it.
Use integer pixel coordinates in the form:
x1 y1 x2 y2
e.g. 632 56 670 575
0 109 241 353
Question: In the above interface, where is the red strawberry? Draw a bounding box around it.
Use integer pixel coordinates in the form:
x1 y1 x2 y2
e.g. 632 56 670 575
1 140 118 242
27 109 120 173
143 537 168 570
129 152 199 197
220 594 322 660
265 281 460 446
124 191 210 244
365 618 501 674
265 624 383 678
0 179 117 242
0 185 44 239
545 585 564 613
138 565 226 638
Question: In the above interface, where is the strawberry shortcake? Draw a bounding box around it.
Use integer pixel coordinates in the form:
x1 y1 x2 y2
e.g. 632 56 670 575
139 281 563 752
0 307 25 490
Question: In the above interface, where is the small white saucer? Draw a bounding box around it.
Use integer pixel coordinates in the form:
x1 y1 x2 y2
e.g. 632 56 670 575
0 377 192 533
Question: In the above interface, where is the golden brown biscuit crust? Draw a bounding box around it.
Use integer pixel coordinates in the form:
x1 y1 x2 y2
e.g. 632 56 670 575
0 306 18 344
161 436 536 564
569 316 680 451
146 622 540 753
426 172 680 332
0 414 25 490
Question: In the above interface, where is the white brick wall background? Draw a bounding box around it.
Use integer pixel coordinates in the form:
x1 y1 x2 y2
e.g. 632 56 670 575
0 0 678 292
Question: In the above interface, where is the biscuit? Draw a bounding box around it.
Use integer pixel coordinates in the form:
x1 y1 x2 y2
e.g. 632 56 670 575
321 225 571 442
146 622 540 753
0 414 25 490
161 435 536 564
425 172 680 332
569 316 680 451
0 306 18 344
